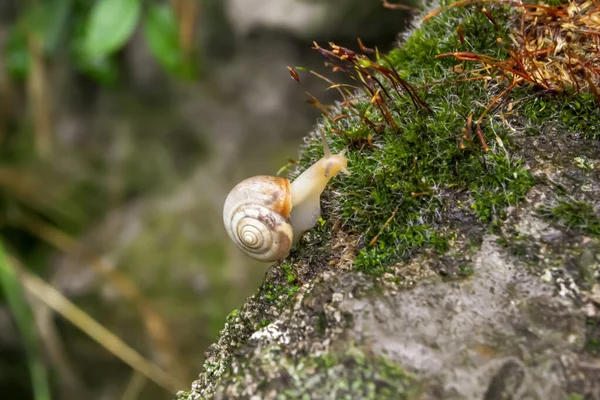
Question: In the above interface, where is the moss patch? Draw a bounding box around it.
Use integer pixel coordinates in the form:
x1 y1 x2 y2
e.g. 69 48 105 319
296 3 536 275
586 316 600 356
521 91 600 140
539 200 600 238
263 281 300 304
217 344 421 400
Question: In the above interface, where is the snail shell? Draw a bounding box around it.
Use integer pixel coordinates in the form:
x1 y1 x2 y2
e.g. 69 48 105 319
223 176 294 262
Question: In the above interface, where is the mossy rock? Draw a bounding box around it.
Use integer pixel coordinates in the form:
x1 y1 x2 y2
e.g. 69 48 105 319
178 0 600 398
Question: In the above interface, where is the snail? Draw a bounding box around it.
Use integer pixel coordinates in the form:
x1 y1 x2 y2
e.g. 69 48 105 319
223 132 349 262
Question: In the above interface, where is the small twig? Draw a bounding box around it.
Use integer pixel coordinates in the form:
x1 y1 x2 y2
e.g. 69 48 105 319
475 123 489 152
382 0 419 11
476 78 523 124
369 205 400 246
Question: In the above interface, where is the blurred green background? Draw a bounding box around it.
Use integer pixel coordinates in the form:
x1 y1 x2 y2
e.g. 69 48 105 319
0 0 413 399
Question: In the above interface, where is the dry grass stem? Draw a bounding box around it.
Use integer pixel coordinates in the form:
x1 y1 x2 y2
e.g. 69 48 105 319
17 266 185 394
431 0 600 101
120 371 148 400
12 212 189 384
368 205 401 247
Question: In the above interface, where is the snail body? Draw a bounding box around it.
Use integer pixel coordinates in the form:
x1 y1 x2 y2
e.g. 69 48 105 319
288 151 348 240
223 142 349 262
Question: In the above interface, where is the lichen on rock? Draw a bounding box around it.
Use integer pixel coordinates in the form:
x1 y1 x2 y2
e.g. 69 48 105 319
177 0 600 398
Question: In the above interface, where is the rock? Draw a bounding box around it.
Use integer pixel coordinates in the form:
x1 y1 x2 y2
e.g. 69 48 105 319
179 120 600 398
224 0 416 41
177 0 600 398
225 0 329 39
182 231 596 399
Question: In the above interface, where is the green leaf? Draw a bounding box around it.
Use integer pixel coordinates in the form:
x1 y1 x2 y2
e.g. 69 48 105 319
143 4 196 79
4 26 30 80
75 55 120 86
83 0 140 57
72 13 119 86
0 242 52 400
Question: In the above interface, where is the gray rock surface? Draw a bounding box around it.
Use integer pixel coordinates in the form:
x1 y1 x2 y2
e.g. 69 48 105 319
225 0 416 40
179 125 600 399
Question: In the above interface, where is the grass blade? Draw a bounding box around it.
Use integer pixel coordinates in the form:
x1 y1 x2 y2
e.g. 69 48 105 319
0 241 52 400
16 265 184 394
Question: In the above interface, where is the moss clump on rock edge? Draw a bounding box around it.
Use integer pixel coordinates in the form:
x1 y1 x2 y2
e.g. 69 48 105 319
539 200 600 238
216 342 421 399
298 1 535 275
178 0 600 399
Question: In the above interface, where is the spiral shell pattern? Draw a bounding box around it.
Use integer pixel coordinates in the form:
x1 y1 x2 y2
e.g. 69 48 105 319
223 176 293 262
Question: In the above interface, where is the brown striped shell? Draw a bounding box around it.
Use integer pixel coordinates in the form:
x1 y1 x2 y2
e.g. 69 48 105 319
223 176 293 262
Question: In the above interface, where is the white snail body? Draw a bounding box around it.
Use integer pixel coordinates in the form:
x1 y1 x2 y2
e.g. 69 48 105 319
223 144 349 262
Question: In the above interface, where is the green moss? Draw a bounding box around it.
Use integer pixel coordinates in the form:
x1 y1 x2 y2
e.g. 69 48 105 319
311 350 421 400
262 268 297 305
298 3 536 275
281 262 296 283
258 319 270 329
586 316 600 356
226 309 239 321
572 156 595 171
521 91 600 140
587 337 600 353
539 200 600 237
221 343 421 400
263 282 299 305
458 264 474 277
175 390 191 400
